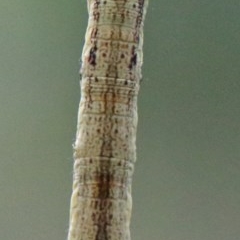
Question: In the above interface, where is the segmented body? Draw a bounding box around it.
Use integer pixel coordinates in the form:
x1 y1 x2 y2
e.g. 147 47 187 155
67 1 148 239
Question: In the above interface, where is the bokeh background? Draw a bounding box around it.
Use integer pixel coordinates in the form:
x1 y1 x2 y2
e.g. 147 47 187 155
1 1 240 239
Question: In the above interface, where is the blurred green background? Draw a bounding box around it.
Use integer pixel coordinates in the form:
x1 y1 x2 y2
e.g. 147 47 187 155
1 1 240 239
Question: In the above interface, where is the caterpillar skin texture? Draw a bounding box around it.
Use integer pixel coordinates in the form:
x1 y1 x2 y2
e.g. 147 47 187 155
67 1 148 239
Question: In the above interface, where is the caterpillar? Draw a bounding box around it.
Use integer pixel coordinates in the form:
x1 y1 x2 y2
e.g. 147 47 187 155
67 1 148 239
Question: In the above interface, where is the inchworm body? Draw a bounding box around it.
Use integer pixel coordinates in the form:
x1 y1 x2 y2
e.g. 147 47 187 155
67 1 148 239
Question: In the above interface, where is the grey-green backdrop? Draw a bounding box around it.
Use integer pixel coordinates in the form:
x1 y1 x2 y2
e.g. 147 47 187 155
1 1 240 240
